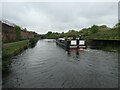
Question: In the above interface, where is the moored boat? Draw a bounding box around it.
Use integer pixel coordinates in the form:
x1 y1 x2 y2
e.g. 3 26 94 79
56 37 87 50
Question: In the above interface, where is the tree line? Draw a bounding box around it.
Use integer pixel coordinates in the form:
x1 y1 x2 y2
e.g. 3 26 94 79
41 22 120 40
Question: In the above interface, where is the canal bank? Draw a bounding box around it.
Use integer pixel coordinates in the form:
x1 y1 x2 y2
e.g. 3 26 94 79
2 38 39 73
86 39 120 53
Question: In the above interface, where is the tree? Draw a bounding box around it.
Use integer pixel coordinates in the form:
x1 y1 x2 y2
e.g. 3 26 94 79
118 20 120 30
59 32 64 38
15 25 21 40
118 20 120 36
65 30 79 38
45 31 52 38
90 25 99 34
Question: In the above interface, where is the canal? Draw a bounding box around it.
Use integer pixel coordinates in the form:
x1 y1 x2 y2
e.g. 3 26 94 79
3 39 118 88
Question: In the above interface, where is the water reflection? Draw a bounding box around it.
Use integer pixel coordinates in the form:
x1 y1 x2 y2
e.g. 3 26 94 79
67 50 79 56
67 50 80 62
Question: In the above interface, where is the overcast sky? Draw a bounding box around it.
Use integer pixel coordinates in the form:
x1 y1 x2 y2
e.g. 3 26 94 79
2 2 118 34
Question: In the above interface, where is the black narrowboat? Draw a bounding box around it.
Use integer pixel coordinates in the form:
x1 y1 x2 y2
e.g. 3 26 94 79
56 38 87 50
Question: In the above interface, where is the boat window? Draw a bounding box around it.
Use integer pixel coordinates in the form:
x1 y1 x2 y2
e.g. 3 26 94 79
79 40 85 45
71 40 77 45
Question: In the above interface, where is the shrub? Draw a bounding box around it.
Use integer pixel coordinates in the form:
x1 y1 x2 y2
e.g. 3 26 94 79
15 26 21 40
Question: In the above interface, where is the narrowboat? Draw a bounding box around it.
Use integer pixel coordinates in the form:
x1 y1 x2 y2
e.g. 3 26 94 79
56 37 87 50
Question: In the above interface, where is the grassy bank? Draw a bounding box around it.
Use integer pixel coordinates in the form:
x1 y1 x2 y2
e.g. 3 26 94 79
2 40 30 73
3 40 29 56
2 37 39 73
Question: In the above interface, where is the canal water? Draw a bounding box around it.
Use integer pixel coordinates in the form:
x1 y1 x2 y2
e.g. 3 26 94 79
3 39 118 88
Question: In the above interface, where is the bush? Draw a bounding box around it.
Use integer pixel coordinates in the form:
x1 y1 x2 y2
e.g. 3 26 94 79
15 26 21 40
29 38 38 45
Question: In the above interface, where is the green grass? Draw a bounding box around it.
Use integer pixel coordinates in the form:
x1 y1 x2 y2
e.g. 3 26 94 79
2 37 39 73
2 40 30 73
89 28 120 40
3 40 29 56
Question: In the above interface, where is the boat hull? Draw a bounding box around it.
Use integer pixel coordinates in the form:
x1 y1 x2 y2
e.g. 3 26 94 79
56 39 87 50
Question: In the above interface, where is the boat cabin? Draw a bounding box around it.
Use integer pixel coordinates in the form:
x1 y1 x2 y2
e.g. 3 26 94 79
56 37 87 50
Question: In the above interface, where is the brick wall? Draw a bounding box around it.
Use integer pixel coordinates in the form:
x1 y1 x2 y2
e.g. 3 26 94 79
2 22 37 43
2 23 16 42
21 31 34 40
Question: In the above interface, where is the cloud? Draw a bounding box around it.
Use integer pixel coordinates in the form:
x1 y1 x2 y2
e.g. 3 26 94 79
1 0 119 2
2 2 118 34
118 1 120 20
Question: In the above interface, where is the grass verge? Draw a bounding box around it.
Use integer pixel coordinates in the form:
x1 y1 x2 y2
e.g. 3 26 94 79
2 40 30 73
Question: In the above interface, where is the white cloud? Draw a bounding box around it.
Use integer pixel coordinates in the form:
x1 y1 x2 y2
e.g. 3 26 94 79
2 2 118 34
1 0 119 2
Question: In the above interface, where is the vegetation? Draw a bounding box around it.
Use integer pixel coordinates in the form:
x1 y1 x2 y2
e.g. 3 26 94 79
2 36 40 73
81 25 119 40
41 22 119 53
42 22 120 41
3 40 29 56
43 31 60 39
2 40 29 73
43 30 79 39
15 25 21 40
90 25 99 34
29 37 39 47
